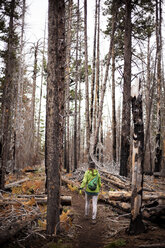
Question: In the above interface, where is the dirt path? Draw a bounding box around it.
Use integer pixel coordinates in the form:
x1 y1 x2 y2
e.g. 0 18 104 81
71 192 107 248
63 187 165 248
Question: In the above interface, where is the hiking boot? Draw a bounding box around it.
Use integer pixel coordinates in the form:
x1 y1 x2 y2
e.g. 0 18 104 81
91 219 96 224
84 215 89 220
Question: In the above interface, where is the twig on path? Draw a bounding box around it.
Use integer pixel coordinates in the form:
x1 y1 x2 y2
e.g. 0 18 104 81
75 224 83 229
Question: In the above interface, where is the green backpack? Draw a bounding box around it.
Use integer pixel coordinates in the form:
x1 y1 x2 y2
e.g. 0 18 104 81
88 174 98 191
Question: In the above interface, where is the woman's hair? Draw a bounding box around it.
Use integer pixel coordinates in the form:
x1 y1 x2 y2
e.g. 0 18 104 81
88 162 95 176
88 162 95 169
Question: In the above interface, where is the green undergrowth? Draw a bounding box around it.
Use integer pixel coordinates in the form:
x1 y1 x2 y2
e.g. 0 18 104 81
104 239 126 248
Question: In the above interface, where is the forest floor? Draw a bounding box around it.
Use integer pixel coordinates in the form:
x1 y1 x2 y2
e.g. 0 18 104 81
0 165 165 248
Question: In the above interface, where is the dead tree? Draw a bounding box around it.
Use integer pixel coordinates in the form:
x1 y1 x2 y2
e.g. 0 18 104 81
36 24 46 158
90 0 98 135
120 0 132 177
90 0 117 160
154 0 162 173
84 0 90 161
1 0 17 188
46 0 66 235
128 79 145 234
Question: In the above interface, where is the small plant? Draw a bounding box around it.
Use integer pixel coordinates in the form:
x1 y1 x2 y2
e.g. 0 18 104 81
104 239 126 248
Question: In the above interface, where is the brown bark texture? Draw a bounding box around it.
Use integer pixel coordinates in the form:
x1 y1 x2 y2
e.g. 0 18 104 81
46 0 65 235
0 0 17 189
120 0 132 177
84 0 90 160
154 0 162 173
129 83 145 234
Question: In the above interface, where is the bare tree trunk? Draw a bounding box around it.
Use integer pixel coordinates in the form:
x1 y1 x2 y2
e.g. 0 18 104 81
129 80 145 234
74 0 79 171
31 41 39 161
78 42 82 164
94 0 100 159
84 0 90 161
46 0 65 235
111 35 116 164
0 0 17 189
14 0 26 172
90 3 117 161
154 0 162 173
120 0 132 177
65 0 72 172
90 0 98 135
36 23 46 158
144 35 154 173
116 104 121 163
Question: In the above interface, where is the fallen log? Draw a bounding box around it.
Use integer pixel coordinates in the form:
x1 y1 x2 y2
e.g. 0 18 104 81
101 175 128 190
107 191 165 202
61 176 80 188
99 193 131 213
17 194 46 198
139 244 165 248
108 191 131 201
0 214 41 245
0 195 72 206
142 205 165 227
5 178 29 190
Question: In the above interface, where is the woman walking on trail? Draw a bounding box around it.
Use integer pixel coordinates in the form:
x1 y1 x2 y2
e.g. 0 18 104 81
79 163 101 224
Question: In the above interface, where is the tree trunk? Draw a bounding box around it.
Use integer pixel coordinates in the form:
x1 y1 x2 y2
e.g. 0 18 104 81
0 0 17 189
74 0 79 171
65 0 72 173
90 2 117 162
120 0 132 177
78 42 82 164
128 79 145 235
84 0 90 161
144 35 155 173
14 0 26 172
111 34 116 164
154 0 162 173
31 41 39 162
46 0 65 235
90 0 98 135
36 24 46 158
94 0 100 159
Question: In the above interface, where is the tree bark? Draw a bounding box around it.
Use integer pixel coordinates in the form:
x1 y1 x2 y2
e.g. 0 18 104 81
84 0 90 161
111 33 116 163
36 23 46 157
46 0 65 235
31 41 39 158
78 42 82 164
0 0 17 189
65 0 72 173
90 0 98 135
128 80 145 235
120 0 132 177
14 0 26 172
154 0 162 173
74 0 79 171
94 0 100 159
